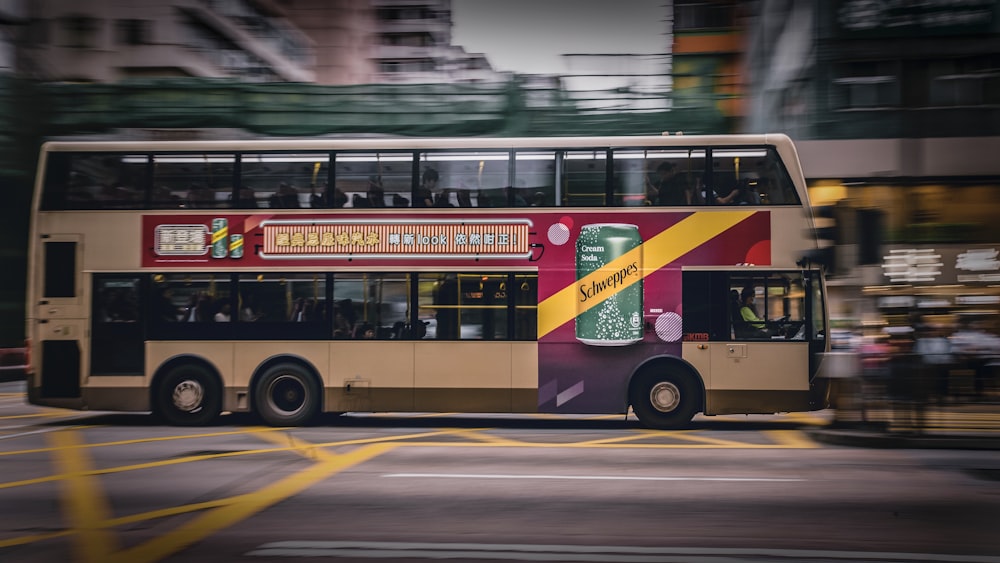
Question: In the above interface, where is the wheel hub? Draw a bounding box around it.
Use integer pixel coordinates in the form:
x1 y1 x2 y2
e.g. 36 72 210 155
649 381 680 413
172 379 204 412
268 374 306 415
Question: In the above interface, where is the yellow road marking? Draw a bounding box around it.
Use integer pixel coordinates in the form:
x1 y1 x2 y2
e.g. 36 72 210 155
0 426 286 457
105 497 240 527
654 431 760 447
396 438 813 449
0 448 279 490
454 430 526 446
782 412 829 426
765 430 818 448
538 210 755 337
0 427 500 490
253 428 347 461
0 411 85 420
0 529 73 548
574 433 663 446
48 430 120 563
109 441 397 563
0 424 821 552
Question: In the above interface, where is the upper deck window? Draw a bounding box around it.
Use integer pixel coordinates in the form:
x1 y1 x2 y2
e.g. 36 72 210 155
152 154 236 209
39 143 801 211
41 152 148 210
241 153 330 209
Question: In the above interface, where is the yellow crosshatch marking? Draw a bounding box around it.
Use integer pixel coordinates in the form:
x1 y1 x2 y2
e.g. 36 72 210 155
0 420 818 560
537 210 756 338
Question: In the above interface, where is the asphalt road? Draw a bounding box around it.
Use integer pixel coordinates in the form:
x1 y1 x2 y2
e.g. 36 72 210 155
2 380 1000 563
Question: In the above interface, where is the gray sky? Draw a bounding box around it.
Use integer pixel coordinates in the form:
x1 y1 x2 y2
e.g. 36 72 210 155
451 0 667 74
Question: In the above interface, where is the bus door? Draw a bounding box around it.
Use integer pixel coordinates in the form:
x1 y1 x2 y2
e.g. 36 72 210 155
91 275 145 375
681 270 823 415
34 236 85 399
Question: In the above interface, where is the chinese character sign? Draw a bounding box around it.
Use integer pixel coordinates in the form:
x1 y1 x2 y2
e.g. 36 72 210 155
260 220 531 259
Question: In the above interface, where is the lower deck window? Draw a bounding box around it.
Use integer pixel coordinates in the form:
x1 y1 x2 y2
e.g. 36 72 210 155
143 271 537 341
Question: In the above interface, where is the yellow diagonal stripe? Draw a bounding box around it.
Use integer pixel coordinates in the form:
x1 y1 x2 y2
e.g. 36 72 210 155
49 430 120 563
110 441 397 563
537 210 756 338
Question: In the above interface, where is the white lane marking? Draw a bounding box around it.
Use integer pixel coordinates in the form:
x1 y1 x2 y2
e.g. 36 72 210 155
383 473 804 482
247 541 1000 562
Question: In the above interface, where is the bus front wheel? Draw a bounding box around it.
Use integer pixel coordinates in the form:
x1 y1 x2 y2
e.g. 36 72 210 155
254 363 320 426
630 371 700 430
155 363 221 426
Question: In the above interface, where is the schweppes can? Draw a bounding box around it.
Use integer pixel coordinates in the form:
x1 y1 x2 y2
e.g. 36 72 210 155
229 233 244 259
575 223 643 346
211 218 228 259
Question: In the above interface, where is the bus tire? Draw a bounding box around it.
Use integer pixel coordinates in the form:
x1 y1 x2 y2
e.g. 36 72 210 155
154 362 221 426
254 363 320 426
630 370 700 430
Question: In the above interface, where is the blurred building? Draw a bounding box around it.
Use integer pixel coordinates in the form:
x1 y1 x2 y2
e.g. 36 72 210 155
19 0 501 85
743 0 1000 330
671 0 747 130
279 0 377 85
22 0 316 82
561 53 671 113
368 0 498 83
0 0 26 74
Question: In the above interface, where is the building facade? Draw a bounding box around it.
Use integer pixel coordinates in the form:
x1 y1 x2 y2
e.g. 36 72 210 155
22 0 316 82
671 0 747 130
278 0 377 85
744 0 1000 328
369 0 498 83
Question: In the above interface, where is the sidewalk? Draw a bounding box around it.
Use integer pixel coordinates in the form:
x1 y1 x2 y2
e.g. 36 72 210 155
807 401 1000 450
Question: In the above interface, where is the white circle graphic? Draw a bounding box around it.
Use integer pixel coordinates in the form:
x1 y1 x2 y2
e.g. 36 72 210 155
547 223 571 245
655 312 683 342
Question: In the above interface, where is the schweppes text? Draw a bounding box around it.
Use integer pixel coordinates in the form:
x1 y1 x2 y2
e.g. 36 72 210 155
579 261 640 302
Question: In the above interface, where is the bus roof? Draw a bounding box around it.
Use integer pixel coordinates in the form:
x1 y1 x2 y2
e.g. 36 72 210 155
39 134 795 153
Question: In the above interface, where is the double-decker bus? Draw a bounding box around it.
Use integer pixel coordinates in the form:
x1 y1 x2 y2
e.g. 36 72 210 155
25 134 829 428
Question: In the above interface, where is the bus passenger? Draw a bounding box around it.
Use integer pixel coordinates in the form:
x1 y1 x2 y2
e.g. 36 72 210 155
434 188 456 207
652 162 691 206
235 187 259 209
154 288 180 322
214 303 232 322
366 177 387 207
311 182 348 209
415 168 438 207
269 182 300 208
739 287 767 336
700 176 740 205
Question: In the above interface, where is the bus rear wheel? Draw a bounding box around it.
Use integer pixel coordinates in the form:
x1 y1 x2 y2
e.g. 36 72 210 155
254 363 320 426
155 363 221 426
630 371 699 430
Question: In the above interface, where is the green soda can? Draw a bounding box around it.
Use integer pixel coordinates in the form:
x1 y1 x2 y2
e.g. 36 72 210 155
211 218 228 259
575 223 643 346
229 233 243 259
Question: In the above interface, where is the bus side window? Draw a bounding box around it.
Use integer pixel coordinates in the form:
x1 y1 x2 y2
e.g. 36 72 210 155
563 150 607 207
44 241 76 298
681 271 727 341
757 149 800 205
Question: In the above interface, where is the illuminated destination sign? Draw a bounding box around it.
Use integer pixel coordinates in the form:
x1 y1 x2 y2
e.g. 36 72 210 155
154 224 210 256
260 219 532 259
